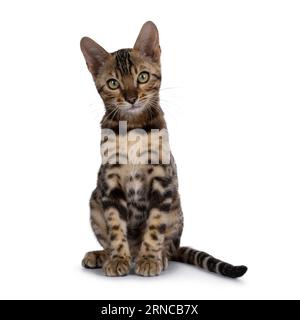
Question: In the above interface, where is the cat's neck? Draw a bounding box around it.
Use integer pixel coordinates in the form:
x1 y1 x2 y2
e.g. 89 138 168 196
101 103 167 133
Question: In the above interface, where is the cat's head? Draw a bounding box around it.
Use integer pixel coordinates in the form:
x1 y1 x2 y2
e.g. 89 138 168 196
80 21 161 120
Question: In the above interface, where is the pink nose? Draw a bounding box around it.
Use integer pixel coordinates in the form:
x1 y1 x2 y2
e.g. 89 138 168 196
126 96 137 104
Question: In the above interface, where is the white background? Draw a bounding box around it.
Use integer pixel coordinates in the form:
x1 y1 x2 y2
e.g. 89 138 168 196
0 0 299 300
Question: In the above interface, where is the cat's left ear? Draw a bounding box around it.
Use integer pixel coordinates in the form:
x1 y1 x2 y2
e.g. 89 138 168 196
134 21 161 62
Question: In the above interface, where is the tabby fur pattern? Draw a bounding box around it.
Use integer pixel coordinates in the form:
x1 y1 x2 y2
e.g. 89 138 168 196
80 21 247 278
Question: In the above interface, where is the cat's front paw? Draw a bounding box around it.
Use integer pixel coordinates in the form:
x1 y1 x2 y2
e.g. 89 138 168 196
135 256 164 276
103 256 131 276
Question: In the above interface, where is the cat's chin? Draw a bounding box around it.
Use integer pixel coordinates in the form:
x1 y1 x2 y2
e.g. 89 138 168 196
122 104 145 114
130 104 144 112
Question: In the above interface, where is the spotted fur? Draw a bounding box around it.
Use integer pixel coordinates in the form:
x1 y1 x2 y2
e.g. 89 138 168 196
80 21 247 278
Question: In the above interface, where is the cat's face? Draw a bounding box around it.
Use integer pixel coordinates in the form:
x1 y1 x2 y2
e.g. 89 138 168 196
81 22 161 119
94 49 161 116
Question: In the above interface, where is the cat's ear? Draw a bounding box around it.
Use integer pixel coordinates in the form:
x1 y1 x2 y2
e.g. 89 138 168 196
134 21 161 62
80 37 110 77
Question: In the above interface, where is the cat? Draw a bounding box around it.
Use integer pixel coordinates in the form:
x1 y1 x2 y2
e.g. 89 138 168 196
80 21 247 278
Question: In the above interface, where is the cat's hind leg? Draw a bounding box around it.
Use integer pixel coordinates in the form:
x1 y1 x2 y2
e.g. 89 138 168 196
82 250 109 269
82 189 110 269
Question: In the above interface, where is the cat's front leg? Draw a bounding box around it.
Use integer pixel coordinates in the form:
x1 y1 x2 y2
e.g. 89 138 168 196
135 176 172 276
135 209 167 276
101 173 131 276
102 206 131 276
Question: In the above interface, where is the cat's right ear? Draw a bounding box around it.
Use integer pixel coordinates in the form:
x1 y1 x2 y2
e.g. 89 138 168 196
80 37 110 77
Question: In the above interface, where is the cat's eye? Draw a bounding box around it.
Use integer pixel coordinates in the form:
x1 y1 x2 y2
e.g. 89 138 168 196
137 72 149 84
107 79 120 90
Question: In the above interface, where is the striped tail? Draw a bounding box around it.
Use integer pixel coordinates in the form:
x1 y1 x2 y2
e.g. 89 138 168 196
173 247 247 278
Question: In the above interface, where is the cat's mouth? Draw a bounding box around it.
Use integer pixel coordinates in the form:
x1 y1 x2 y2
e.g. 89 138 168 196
121 102 144 112
131 103 143 110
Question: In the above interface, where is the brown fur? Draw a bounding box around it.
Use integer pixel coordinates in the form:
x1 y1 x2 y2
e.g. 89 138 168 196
80 21 247 278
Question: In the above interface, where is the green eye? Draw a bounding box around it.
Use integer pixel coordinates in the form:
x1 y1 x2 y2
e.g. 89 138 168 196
107 79 120 90
137 72 149 84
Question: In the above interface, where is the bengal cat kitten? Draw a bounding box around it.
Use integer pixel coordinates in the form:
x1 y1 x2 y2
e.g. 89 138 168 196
80 21 247 278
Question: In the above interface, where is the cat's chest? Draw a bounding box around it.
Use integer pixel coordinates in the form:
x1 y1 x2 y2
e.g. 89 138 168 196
124 165 148 203
118 165 149 225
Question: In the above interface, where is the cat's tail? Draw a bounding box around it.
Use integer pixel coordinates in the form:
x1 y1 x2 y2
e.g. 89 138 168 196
173 247 247 278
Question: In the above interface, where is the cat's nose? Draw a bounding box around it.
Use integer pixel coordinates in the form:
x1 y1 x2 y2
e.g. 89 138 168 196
126 96 137 104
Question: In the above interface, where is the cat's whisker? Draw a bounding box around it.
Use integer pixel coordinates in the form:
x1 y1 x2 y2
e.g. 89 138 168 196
112 108 121 122
160 86 182 91
102 105 119 123
159 99 183 112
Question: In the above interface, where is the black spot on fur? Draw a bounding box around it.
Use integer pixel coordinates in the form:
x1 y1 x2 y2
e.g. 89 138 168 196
102 200 128 220
128 189 135 197
110 233 117 241
159 203 171 212
163 190 173 198
117 244 124 252
110 187 126 200
107 173 120 180
150 233 158 241
109 164 121 168
131 202 147 211
158 224 166 234
153 176 172 188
